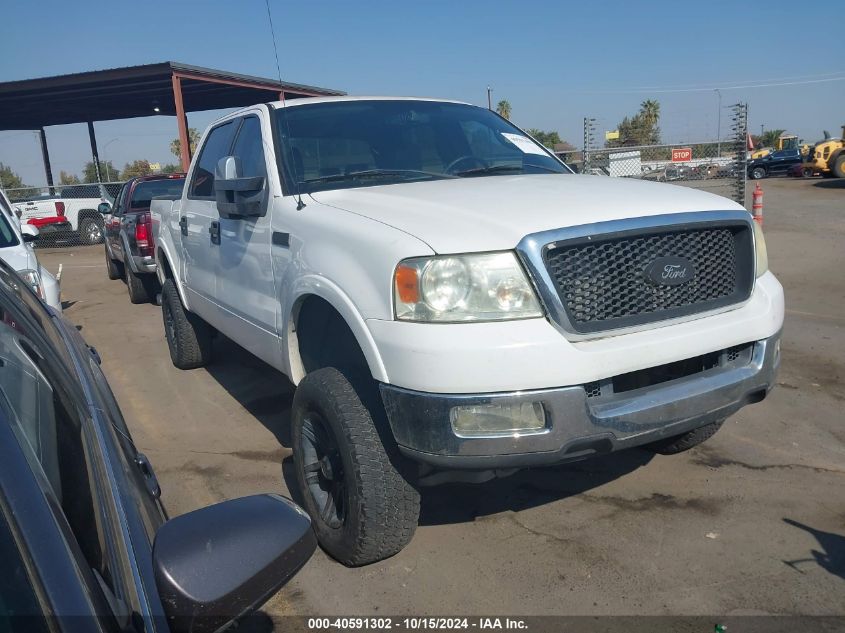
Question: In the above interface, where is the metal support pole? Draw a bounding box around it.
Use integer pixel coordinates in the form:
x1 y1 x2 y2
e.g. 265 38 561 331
172 73 191 172
279 91 285 102
39 127 55 193
87 122 102 183
487 86 492 110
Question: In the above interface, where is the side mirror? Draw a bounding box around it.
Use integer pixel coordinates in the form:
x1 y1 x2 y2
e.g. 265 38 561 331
153 494 315 633
214 156 266 219
98 202 112 215
20 224 39 243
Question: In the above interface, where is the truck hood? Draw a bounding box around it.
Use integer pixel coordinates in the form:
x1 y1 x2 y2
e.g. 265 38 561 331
310 174 746 253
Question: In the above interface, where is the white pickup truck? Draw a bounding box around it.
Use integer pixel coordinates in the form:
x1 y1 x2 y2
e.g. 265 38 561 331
152 97 783 566
14 183 119 245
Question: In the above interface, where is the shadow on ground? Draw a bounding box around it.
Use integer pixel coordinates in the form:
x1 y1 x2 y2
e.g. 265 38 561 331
783 517 845 581
203 335 655 524
813 179 845 189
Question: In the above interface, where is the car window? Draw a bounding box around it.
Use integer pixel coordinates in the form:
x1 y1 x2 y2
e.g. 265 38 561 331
0 293 119 601
0 510 49 631
189 121 237 199
111 184 128 216
231 116 267 180
0 211 20 248
129 177 185 210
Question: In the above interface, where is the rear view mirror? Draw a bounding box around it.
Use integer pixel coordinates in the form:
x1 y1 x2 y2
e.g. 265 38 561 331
214 156 266 219
153 494 315 633
98 202 111 215
20 224 39 242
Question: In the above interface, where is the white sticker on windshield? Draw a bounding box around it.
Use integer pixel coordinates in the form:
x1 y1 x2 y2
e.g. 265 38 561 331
501 132 547 155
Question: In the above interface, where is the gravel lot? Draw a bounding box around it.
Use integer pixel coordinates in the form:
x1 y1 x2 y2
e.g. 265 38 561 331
38 177 844 619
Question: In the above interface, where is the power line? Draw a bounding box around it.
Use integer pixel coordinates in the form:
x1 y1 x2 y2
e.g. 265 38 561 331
578 75 845 95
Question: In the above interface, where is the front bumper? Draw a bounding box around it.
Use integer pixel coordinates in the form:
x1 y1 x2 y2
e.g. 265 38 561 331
380 331 780 470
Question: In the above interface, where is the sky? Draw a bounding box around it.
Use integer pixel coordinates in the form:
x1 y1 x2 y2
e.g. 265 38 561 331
1 0 843 184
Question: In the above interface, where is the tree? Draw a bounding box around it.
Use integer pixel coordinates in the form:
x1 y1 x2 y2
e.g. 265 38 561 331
121 159 154 179
170 128 200 159
496 100 512 120
59 171 81 185
607 99 662 147
525 128 562 149
0 163 38 200
82 160 120 183
160 163 182 174
759 129 787 149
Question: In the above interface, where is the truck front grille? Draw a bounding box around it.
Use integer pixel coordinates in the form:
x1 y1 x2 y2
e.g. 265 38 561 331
543 223 755 334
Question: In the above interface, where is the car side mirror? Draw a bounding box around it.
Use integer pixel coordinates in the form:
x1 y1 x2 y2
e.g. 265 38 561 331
152 494 315 633
98 202 111 215
20 224 39 242
214 156 266 219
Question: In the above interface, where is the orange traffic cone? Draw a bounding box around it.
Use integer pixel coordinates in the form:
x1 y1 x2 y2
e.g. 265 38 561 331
752 183 763 227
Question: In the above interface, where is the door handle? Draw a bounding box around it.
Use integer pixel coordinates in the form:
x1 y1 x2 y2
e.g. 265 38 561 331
178 216 188 236
209 220 220 245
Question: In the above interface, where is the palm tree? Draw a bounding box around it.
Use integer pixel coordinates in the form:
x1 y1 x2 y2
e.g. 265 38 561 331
170 128 200 159
639 99 660 128
496 99 512 120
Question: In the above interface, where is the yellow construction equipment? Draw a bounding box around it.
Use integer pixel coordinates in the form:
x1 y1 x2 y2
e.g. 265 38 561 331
806 126 845 178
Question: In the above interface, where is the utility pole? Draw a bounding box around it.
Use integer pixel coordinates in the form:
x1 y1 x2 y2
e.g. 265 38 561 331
487 86 492 110
715 88 722 157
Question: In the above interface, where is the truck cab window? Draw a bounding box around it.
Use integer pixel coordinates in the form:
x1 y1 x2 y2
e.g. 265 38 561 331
232 116 267 179
189 121 236 199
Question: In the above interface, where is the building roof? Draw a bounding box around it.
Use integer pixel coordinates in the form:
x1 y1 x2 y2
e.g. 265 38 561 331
0 61 345 130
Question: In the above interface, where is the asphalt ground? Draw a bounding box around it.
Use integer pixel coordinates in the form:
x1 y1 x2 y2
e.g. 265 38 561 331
38 176 844 622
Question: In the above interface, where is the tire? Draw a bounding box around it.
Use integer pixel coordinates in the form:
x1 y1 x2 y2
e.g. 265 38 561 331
292 367 420 566
160 278 213 369
79 216 104 245
644 419 724 455
832 154 845 179
105 245 124 280
126 267 160 304
801 167 814 178
750 167 767 180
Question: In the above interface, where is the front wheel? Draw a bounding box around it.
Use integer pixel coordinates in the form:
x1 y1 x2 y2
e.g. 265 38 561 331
292 368 420 566
644 419 724 455
105 245 123 280
750 167 767 180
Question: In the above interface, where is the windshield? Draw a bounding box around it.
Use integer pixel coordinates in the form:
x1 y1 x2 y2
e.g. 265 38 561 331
275 100 568 194
129 178 185 210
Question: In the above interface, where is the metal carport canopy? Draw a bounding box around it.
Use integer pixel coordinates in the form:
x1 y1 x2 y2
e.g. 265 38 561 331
0 61 345 179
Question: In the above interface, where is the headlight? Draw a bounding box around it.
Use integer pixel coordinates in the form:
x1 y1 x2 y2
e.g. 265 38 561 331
18 269 44 299
394 252 542 322
753 221 768 277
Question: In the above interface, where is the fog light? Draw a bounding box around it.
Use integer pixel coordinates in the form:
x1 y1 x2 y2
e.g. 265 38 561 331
450 402 546 437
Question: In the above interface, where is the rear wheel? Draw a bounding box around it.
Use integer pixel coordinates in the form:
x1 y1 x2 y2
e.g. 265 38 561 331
832 154 845 179
105 245 123 280
292 367 420 566
126 267 155 304
644 419 724 455
801 166 814 178
161 278 213 369
750 166 767 180
79 216 104 245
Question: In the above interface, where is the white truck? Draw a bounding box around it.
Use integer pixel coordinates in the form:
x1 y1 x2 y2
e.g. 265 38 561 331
13 183 119 245
152 97 783 566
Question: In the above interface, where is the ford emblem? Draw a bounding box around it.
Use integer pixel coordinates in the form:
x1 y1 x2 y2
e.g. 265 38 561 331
644 256 695 286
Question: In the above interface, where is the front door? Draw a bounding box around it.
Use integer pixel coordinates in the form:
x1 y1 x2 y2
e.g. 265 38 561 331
215 114 280 368
180 120 237 319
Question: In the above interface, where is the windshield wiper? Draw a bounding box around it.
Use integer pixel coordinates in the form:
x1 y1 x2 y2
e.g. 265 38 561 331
301 169 456 186
455 163 564 177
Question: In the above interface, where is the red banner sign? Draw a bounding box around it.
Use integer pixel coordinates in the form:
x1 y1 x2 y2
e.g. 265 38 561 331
671 147 693 162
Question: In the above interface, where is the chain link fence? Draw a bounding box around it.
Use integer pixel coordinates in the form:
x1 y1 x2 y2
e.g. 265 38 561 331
580 103 749 207
2 181 123 248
